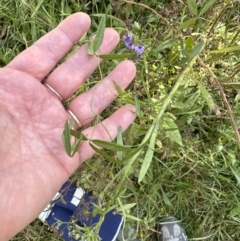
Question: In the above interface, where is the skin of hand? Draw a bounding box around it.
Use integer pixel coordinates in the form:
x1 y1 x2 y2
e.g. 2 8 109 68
0 12 136 240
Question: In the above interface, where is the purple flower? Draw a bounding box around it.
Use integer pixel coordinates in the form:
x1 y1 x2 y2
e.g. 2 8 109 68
125 42 136 50
123 33 136 50
122 33 145 58
135 44 145 56
123 33 133 45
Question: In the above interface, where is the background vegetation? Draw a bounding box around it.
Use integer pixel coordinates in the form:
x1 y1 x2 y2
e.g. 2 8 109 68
1 0 240 240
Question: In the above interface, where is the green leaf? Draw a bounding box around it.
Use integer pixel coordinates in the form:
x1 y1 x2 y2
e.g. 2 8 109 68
31 21 37 42
122 142 147 163
98 53 134 60
189 41 205 59
123 124 154 178
117 127 123 161
161 188 172 207
156 40 176 52
124 214 142 222
198 81 220 115
87 41 94 55
87 15 106 55
92 139 132 152
70 129 87 140
122 93 135 105
113 81 125 95
70 138 82 157
185 36 194 53
138 144 154 182
187 0 198 15
199 0 217 16
231 206 240 217
117 203 137 212
178 17 198 30
208 46 240 54
62 120 72 156
62 119 87 157
60 195 67 205
133 21 141 34
93 15 106 52
162 116 182 146
134 96 141 117
138 122 159 182
31 0 45 17
0 50 9 64
89 143 122 165
70 130 87 156
230 166 240 185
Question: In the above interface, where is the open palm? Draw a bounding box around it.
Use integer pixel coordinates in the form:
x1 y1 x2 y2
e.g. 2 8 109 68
0 13 136 240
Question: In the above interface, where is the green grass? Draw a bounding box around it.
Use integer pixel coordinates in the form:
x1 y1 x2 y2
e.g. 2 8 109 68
2 0 240 240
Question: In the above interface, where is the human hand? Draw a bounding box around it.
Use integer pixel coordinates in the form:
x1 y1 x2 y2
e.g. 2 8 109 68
0 13 136 240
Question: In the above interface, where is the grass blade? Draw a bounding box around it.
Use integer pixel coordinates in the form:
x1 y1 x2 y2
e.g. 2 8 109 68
208 46 240 54
98 53 134 60
31 0 45 18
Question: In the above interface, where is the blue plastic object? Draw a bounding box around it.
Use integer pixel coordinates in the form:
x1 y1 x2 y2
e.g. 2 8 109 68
39 181 123 241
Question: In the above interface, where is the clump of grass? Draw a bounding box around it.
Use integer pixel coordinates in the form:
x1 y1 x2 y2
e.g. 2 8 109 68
5 0 240 240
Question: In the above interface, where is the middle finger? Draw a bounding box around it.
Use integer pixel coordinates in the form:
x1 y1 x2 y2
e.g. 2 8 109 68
67 60 136 127
45 28 120 100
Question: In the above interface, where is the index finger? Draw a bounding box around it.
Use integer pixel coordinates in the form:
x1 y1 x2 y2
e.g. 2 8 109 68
7 12 91 80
